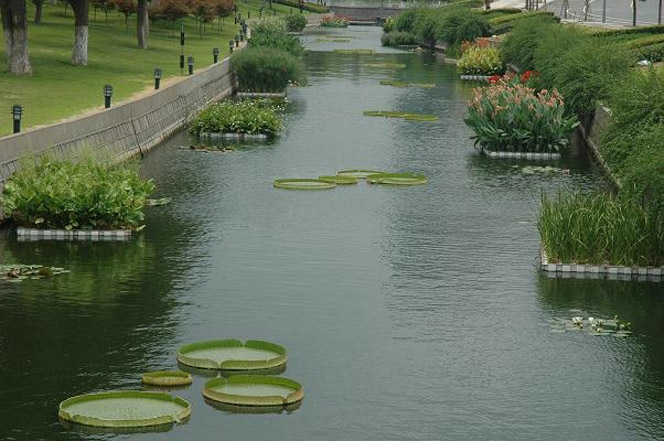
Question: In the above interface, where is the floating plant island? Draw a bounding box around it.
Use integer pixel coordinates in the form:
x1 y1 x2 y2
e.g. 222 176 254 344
177 339 287 370
203 375 304 407
58 391 191 428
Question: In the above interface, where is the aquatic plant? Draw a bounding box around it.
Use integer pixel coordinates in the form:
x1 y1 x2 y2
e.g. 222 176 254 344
0 157 154 230
381 31 418 47
274 178 336 190
231 47 305 93
318 175 358 185
141 371 193 387
457 44 503 75
465 74 577 153
366 173 428 186
332 49 374 54
363 111 439 121
538 191 664 267
203 375 304 407
177 339 288 370
320 16 350 28
336 169 387 179
549 314 632 337
190 100 282 136
367 62 407 69
1 264 69 282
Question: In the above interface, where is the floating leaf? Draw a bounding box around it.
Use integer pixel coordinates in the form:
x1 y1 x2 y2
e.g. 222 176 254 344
147 197 172 207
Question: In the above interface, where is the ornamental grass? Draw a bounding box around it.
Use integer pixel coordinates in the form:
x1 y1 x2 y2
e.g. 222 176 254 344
0 157 154 230
464 73 578 153
457 44 503 75
538 192 664 267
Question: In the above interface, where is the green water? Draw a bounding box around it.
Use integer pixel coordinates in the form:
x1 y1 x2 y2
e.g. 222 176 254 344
1 26 663 440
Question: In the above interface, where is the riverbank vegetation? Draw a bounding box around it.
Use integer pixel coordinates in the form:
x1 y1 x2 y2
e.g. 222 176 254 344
320 16 350 27
0 0 309 135
0 157 154 230
190 99 283 137
457 44 502 75
284 14 307 32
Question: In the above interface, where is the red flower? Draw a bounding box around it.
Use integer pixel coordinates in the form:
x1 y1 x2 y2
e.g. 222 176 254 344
488 75 502 84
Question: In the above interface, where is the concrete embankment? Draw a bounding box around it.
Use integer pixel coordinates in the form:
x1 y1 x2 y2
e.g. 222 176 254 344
0 56 235 186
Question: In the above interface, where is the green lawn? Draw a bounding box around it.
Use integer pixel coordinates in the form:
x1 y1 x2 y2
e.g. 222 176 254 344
0 1 308 135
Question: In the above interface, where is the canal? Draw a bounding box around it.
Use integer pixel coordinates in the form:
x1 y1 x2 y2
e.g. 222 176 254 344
1 25 663 441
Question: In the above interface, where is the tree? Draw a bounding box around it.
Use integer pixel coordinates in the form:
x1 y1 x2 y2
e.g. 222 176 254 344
191 0 215 36
68 0 89 65
113 0 135 28
136 0 148 48
32 0 44 24
92 0 114 23
1 0 33 74
214 0 233 30
153 0 189 30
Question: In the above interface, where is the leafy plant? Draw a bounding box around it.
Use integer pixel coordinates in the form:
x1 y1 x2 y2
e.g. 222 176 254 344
538 191 664 267
231 46 304 92
382 16 394 33
0 157 154 230
457 45 503 75
284 14 307 32
465 73 578 153
249 19 304 57
190 99 283 136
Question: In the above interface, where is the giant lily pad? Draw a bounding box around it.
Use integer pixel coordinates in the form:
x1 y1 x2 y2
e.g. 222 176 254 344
336 169 387 179
58 391 191 428
203 375 304 408
141 371 192 387
318 175 358 185
177 339 287 370
333 49 374 54
366 173 428 186
274 179 336 190
363 111 439 121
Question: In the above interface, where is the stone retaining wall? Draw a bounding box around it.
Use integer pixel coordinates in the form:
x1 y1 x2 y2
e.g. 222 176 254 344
330 4 403 21
0 56 235 186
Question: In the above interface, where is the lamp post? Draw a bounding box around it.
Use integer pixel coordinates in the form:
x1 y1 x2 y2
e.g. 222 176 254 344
213 47 220 63
235 34 240 47
180 26 185 74
103 85 113 108
154 68 162 90
187 56 194 75
229 39 235 53
11 105 22 134
240 27 244 41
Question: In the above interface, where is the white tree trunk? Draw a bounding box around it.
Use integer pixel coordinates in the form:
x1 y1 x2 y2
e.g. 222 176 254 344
71 24 88 65
1 0 33 75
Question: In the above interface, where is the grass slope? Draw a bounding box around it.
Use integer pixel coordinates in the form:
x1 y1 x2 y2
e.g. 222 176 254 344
0 1 306 135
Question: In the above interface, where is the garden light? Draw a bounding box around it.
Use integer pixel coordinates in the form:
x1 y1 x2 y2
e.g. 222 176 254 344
229 40 234 53
11 104 22 134
235 35 240 47
154 68 162 90
187 56 194 75
180 54 185 70
213 47 219 63
103 84 113 108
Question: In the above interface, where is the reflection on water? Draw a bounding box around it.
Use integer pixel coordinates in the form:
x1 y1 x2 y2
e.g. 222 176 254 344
0 25 663 441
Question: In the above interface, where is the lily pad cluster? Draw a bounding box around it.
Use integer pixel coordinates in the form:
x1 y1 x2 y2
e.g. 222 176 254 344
549 314 632 337
363 111 439 122
274 169 428 190
379 80 436 88
512 165 568 175
1 264 69 282
332 49 374 54
367 62 407 69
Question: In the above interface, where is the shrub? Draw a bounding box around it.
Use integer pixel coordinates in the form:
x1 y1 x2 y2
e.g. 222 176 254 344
190 99 282 136
501 16 556 71
538 191 664 267
490 10 558 34
394 8 420 33
320 15 349 27
381 30 418 46
284 14 307 32
273 0 329 13
635 42 664 62
0 157 154 230
465 73 578 153
249 19 304 57
382 16 394 33
533 25 633 115
231 47 304 92
457 45 503 75
435 9 491 46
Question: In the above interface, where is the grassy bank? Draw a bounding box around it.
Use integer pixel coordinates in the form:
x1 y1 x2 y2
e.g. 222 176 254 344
0 1 307 135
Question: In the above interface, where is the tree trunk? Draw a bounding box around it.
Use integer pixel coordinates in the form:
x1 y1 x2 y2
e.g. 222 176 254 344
34 0 43 24
1 0 33 74
632 0 636 26
137 0 148 48
659 0 662 25
69 0 88 65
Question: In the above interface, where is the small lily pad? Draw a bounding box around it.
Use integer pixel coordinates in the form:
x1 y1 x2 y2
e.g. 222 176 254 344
141 371 192 387
147 198 172 206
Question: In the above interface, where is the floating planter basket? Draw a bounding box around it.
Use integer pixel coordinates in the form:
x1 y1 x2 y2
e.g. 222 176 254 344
58 391 191 429
460 75 492 81
177 339 287 370
141 371 192 387
203 375 304 407
366 173 428 186
273 179 336 190
336 169 387 179
318 175 358 185
199 132 269 140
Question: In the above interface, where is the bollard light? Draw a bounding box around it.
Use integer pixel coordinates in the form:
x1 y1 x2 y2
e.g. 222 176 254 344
187 56 194 75
103 84 113 108
180 26 185 46
229 39 235 53
11 104 22 134
234 15 237 24
235 34 240 47
180 54 185 70
213 47 220 63
242 23 248 34
240 28 244 42
233 4 237 12
154 68 162 90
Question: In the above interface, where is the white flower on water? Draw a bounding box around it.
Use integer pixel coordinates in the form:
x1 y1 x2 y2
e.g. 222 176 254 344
571 317 583 324
588 317 594 323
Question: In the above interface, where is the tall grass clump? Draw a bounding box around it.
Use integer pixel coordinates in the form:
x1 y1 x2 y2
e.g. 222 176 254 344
231 47 304 92
381 31 418 47
501 16 555 71
435 8 491 47
538 192 664 267
249 19 304 57
0 157 154 230
189 100 282 137
284 14 307 33
533 25 633 115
